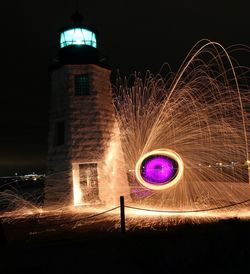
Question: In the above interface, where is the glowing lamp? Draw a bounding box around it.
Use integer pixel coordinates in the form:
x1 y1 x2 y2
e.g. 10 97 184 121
60 28 97 49
57 13 100 64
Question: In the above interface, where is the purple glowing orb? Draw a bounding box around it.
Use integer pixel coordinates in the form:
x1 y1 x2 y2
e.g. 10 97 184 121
141 155 177 185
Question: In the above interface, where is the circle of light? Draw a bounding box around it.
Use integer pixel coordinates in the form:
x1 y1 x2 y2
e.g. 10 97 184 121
141 156 176 184
135 149 184 190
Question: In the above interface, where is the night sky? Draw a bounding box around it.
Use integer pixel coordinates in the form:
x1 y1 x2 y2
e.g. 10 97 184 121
0 0 249 176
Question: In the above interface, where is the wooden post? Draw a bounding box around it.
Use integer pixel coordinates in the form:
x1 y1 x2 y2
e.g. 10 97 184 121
120 196 126 234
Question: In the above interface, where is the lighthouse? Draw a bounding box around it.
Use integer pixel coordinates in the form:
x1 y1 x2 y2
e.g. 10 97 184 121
45 12 129 207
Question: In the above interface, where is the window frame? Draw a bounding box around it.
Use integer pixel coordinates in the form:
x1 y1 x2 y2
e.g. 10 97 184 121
74 74 90 96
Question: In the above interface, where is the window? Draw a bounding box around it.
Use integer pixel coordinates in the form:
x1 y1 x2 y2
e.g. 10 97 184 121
54 121 65 146
75 74 90 96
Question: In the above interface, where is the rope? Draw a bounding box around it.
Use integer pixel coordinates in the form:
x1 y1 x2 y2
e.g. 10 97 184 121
1 206 120 228
2 197 250 230
56 206 120 226
125 198 250 214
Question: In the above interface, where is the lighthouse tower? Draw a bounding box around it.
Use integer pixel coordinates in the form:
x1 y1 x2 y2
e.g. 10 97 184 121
45 12 129 207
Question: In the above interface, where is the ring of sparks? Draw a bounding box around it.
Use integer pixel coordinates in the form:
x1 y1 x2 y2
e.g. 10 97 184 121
135 149 184 190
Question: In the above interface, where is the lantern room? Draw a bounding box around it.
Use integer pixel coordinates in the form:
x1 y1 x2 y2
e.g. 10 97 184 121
60 28 97 49
58 12 99 64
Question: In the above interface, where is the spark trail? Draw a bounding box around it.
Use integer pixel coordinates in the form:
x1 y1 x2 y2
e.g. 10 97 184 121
114 40 250 210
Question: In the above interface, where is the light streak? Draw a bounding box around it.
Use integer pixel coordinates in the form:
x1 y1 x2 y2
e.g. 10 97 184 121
114 40 250 209
72 164 83 206
135 149 184 190
1 40 250 228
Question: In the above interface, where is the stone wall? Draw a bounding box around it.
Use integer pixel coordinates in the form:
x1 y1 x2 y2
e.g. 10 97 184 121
45 66 72 206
